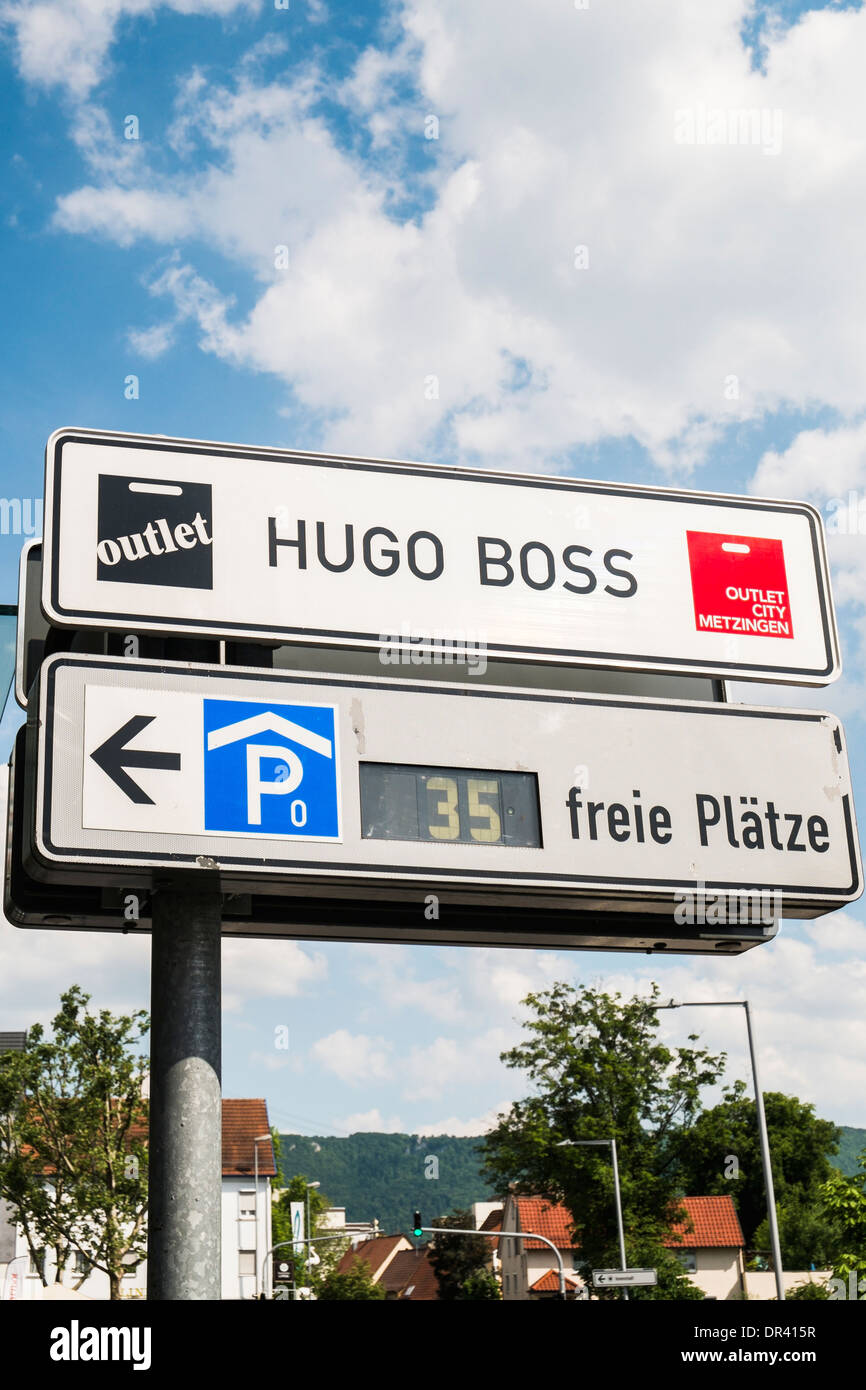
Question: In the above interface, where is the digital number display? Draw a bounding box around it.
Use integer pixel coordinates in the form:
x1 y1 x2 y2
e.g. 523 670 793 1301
360 764 541 848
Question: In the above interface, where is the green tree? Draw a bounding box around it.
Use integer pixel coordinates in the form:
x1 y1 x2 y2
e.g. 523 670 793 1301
428 1207 498 1299
481 982 726 1292
674 1083 842 1263
458 1269 501 1300
0 986 149 1299
272 1172 346 1295
820 1149 866 1289
317 1257 386 1300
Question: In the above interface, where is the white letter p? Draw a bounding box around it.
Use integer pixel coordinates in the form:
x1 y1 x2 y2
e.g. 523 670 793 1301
246 744 303 824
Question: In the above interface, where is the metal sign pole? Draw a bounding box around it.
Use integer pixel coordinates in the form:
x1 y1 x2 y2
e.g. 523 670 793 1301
147 889 223 1300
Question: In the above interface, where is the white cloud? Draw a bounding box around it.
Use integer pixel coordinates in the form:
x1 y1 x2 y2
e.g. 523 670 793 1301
1 0 260 97
128 320 176 359
414 1102 508 1138
0 912 151 1032
802 911 866 955
601 921 866 1125
310 1028 393 1085
31 0 866 470
352 945 464 1024
221 937 327 1012
401 1028 510 1102
748 420 866 696
333 1107 404 1133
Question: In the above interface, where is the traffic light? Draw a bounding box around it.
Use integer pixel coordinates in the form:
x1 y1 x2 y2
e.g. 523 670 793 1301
413 1211 423 1237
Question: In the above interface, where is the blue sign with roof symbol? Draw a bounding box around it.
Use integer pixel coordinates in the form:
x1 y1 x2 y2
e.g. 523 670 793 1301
203 699 340 839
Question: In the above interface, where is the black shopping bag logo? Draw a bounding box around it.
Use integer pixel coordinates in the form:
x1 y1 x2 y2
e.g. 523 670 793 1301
96 475 214 589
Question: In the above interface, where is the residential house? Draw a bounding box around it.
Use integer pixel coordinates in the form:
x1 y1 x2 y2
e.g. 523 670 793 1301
663 1195 746 1300
498 1196 581 1299
1 1098 276 1301
335 1233 413 1287
335 1234 440 1300
498 1192 748 1300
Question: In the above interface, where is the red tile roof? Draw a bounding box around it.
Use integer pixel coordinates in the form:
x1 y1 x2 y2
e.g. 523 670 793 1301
337 1235 408 1279
126 1098 276 1176
221 1100 276 1177
663 1196 744 1249
507 1193 744 1254
512 1198 578 1251
381 1249 440 1300
530 1270 579 1293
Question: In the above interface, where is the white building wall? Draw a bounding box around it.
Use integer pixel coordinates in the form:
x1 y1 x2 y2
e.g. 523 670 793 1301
221 1175 273 1300
745 1270 832 1301
688 1246 744 1301
7 1175 272 1300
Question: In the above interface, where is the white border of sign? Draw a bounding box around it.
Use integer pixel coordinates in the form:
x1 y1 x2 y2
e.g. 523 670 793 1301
42 427 841 685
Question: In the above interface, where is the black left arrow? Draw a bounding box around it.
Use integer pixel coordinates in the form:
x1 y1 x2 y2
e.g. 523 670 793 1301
90 715 181 804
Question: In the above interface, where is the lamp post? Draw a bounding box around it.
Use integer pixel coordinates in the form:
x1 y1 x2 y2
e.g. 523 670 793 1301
655 998 785 1302
253 1133 272 1299
558 1139 629 1300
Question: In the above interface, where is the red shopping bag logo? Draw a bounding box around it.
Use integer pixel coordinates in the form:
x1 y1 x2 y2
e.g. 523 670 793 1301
686 531 793 639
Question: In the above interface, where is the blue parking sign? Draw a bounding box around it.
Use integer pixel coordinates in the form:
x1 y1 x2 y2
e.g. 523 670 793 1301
203 699 340 839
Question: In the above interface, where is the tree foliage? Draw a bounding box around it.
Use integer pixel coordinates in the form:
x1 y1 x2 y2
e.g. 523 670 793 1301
481 982 726 1292
271 1168 346 1294
428 1207 498 1299
674 1083 842 1264
0 986 149 1299
275 1130 490 1237
820 1149 866 1287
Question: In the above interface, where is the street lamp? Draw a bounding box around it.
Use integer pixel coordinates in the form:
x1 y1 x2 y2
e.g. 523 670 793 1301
655 998 785 1302
253 1134 272 1298
558 1139 629 1300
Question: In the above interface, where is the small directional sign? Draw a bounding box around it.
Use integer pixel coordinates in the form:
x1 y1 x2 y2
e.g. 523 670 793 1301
23 654 861 921
593 1268 657 1288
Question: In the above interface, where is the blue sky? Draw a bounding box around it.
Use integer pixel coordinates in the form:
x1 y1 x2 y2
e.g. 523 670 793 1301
2 0 866 1167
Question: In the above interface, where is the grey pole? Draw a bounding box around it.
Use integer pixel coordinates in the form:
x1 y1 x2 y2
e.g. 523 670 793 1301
147 889 223 1300
744 1001 785 1302
610 1139 629 1302
655 999 786 1302
558 1139 629 1300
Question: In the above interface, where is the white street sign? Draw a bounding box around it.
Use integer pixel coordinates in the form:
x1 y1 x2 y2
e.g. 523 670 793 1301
25 655 860 917
593 1268 657 1288
42 428 839 685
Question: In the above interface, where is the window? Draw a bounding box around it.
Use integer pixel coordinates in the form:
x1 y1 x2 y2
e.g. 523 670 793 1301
74 1250 92 1276
675 1250 697 1273
239 1252 256 1277
239 1191 256 1219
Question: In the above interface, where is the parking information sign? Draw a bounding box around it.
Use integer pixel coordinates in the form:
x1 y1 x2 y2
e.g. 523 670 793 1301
42 428 839 685
24 655 860 918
